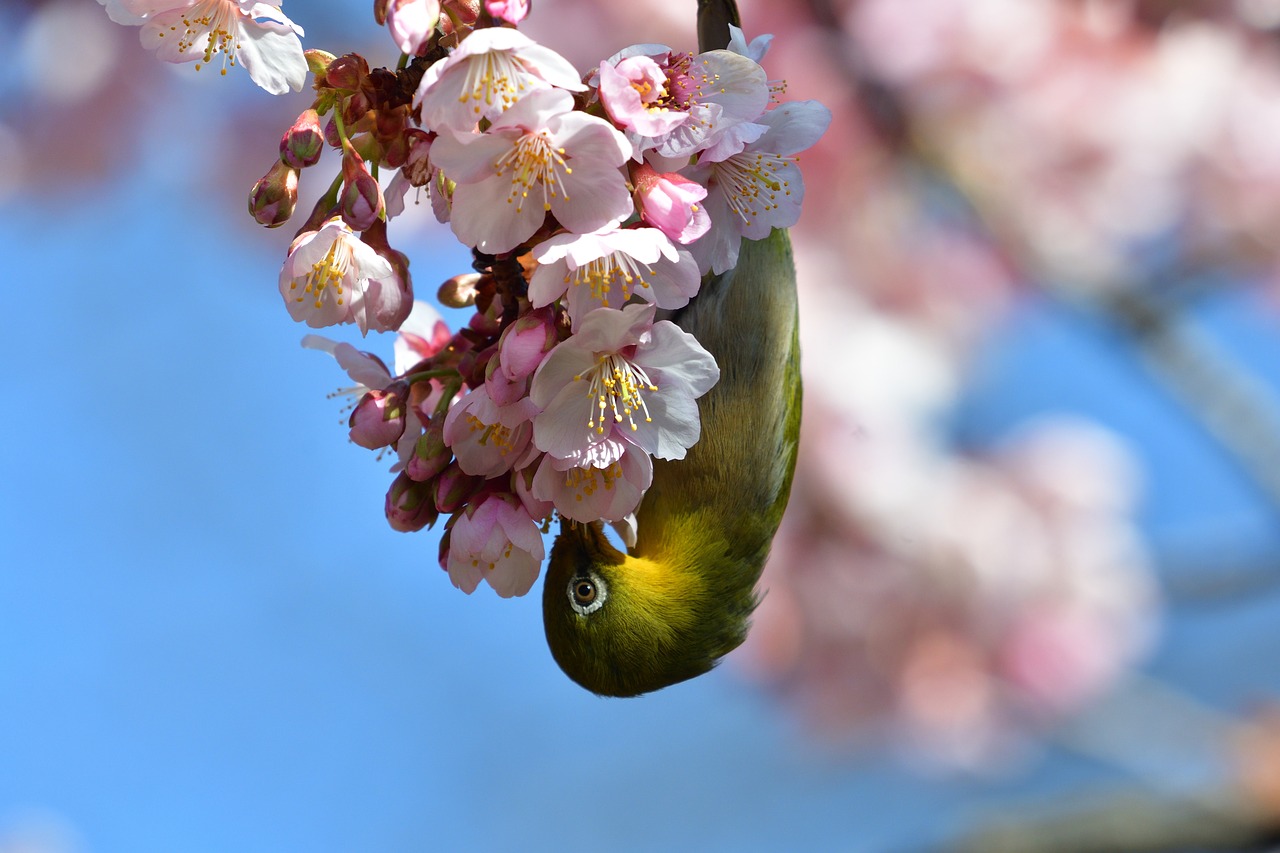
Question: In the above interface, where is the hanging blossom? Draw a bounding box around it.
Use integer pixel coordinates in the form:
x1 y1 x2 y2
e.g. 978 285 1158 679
96 0 307 94
596 44 769 160
530 441 653 524
684 99 832 274
414 27 586 131
530 303 720 465
528 227 701 327
446 493 546 597
302 301 451 470
430 88 633 254
442 386 537 479
278 217 406 333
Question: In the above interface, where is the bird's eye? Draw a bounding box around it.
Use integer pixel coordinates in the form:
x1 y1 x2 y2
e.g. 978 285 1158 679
567 572 607 616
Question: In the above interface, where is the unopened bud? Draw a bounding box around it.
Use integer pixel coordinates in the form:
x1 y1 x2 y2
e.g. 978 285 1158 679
248 160 299 228
434 462 483 514
325 53 369 93
496 306 557 381
407 418 451 481
386 471 439 532
438 273 481 309
280 109 325 169
348 382 408 449
340 145 384 231
305 49 337 82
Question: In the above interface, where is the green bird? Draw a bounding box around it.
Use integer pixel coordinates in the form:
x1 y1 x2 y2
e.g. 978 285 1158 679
541 225 803 696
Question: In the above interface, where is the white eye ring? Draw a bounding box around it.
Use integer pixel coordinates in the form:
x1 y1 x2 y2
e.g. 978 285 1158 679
567 572 607 616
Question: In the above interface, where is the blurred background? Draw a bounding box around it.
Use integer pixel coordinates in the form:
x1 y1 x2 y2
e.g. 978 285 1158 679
4 0 1280 850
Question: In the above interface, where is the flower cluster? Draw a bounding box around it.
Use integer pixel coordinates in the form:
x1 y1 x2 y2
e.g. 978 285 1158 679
247 7 826 597
98 0 827 598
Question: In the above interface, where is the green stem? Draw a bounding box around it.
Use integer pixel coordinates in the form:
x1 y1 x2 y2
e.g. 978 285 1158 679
404 368 461 384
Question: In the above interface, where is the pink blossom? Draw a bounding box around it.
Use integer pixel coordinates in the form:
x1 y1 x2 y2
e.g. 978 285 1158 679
446 493 546 597
528 228 700 327
279 218 395 331
530 303 719 463
301 300 448 470
632 163 710 244
414 27 585 131
386 0 440 56
530 442 652 523
685 99 831 274
132 0 307 94
597 55 686 137
430 88 632 254
442 386 535 479
598 44 769 159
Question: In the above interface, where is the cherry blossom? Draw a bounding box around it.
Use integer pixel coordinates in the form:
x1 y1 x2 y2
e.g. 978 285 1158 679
597 44 769 160
127 0 307 94
528 227 700 326
685 99 831 274
441 386 535 478
530 442 652 523
446 493 546 597
414 27 585 131
430 88 632 254
301 300 449 471
530 303 719 464
278 218 397 333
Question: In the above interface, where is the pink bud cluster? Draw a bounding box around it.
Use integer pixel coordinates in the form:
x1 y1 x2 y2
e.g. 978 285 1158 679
267 6 827 596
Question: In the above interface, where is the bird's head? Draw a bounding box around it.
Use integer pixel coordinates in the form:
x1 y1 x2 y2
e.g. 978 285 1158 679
542 517 752 697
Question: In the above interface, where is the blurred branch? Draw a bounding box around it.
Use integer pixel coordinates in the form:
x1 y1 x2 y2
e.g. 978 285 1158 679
802 0 1280 523
949 791 1280 853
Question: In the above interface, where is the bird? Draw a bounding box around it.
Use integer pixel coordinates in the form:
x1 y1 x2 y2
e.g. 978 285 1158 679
541 225 802 696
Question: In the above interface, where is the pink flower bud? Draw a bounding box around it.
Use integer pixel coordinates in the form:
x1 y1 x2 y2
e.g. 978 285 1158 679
324 53 369 92
280 109 325 169
485 0 528 25
632 162 710 245
407 419 451 481
340 146 385 232
496 306 557 381
348 382 408 449
387 0 441 56
248 160 299 228
386 472 439 532
484 359 529 408
434 462 483 513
